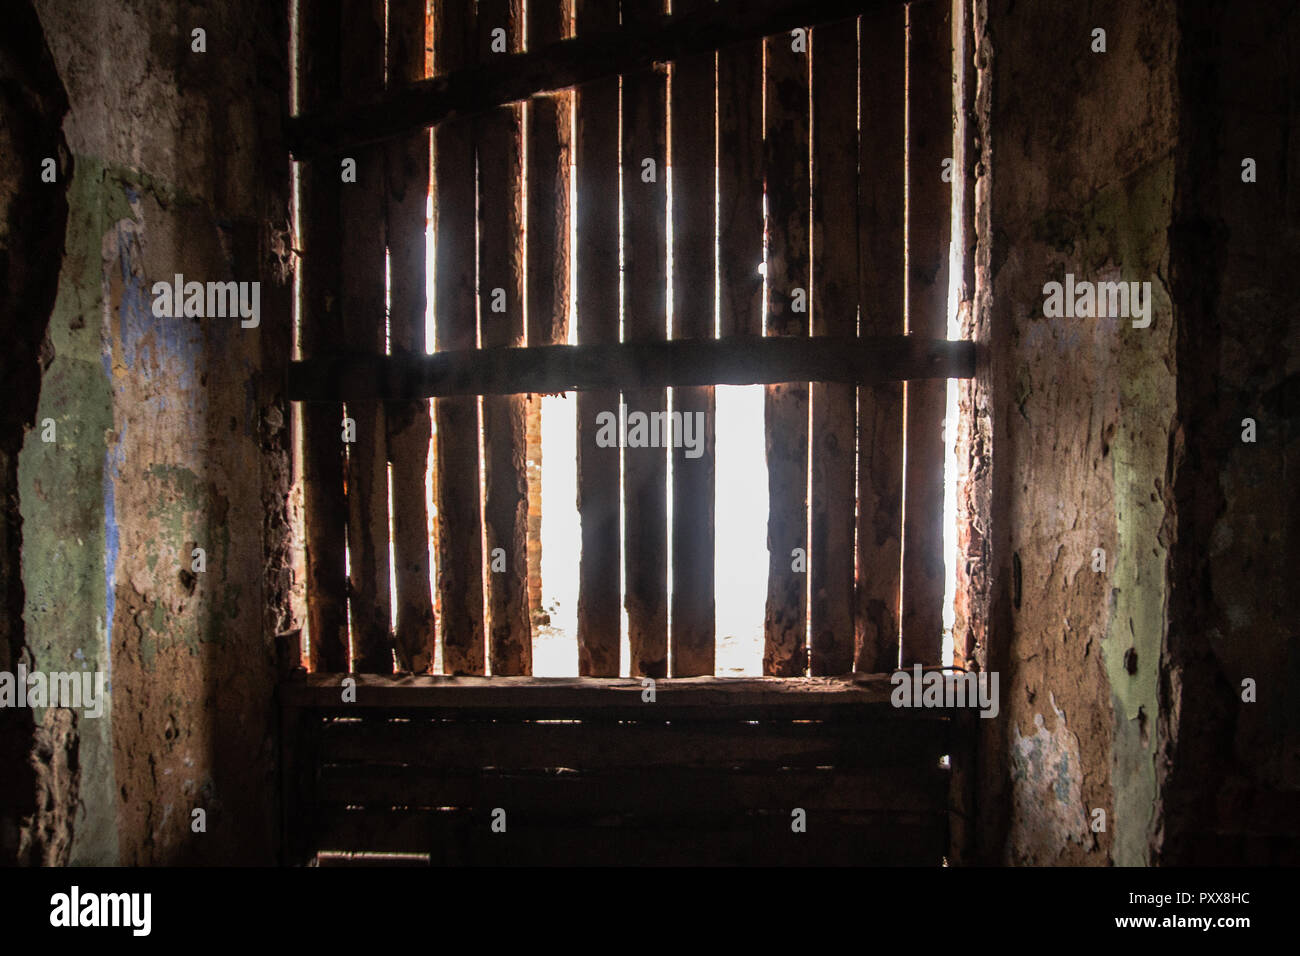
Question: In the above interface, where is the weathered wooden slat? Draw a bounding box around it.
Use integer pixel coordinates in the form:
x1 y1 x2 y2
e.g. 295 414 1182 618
319 716 953 770
763 28 811 677
717 33 763 338
318 764 951 814
283 671 969 718
526 1 573 350
809 20 858 676
288 0 917 157
901 0 952 667
385 0 435 674
669 0 716 677
299 0 349 673
289 335 974 401
524 0 573 635
314 806 947 864
855 4 906 673
574 0 622 677
433 0 487 674
478 0 532 676
340 0 392 673
622 0 670 679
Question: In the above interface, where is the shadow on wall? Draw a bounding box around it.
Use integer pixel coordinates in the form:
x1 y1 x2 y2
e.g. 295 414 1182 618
0 0 72 866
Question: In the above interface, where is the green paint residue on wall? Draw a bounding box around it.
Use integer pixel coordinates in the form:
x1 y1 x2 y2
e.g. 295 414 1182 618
1080 156 1176 866
17 156 122 866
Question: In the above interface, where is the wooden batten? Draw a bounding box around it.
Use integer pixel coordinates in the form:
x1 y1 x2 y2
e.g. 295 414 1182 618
287 0 902 157
900 1 952 667
339 0 392 674
669 0 716 677
809 20 858 676
298 0 348 673
289 335 974 402
319 715 953 771
621 0 669 679
433 0 487 674
478 0 532 676
762 30 811 677
855 4 906 673
384 0 435 674
574 0 621 676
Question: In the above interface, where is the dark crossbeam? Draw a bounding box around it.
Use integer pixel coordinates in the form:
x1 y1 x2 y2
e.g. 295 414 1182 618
288 0 911 157
288 336 975 403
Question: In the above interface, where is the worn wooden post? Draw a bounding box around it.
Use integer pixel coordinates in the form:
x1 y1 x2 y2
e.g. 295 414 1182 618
855 5 906 673
299 0 349 673
622 0 670 679
574 0 622 676
901 0 952 667
339 0 392 674
478 0 532 675
763 27 811 677
669 0 716 677
385 0 435 674
434 0 487 674
809 20 857 676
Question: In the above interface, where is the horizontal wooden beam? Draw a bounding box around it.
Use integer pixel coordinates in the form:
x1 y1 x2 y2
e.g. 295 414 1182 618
315 807 948 864
288 0 913 157
281 672 966 719
288 335 975 402
317 764 951 814
319 716 952 770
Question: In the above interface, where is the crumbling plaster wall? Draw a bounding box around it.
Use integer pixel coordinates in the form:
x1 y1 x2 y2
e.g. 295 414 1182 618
964 0 1179 864
12 0 294 864
966 0 1300 866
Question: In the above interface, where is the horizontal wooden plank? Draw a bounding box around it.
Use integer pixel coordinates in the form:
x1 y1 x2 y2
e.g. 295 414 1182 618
318 764 951 814
319 716 952 770
315 807 947 864
288 335 975 402
288 0 918 157
284 672 974 719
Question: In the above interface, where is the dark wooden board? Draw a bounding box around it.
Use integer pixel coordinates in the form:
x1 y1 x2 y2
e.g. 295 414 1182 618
290 336 975 400
289 0 920 156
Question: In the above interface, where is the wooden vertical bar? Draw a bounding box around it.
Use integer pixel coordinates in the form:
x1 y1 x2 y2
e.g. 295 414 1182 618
622 0 669 679
669 0 716 677
717 30 764 338
762 27 811 677
856 6 906 673
574 0 621 676
385 0 435 674
434 0 487 674
901 0 952 666
299 0 348 673
340 0 392 674
478 0 532 675
809 21 857 676
525 0 574 630
527 0 574 350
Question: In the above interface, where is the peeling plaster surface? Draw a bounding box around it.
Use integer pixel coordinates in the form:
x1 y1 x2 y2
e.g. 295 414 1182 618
974 0 1178 865
15 0 292 864
1010 694 1090 860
